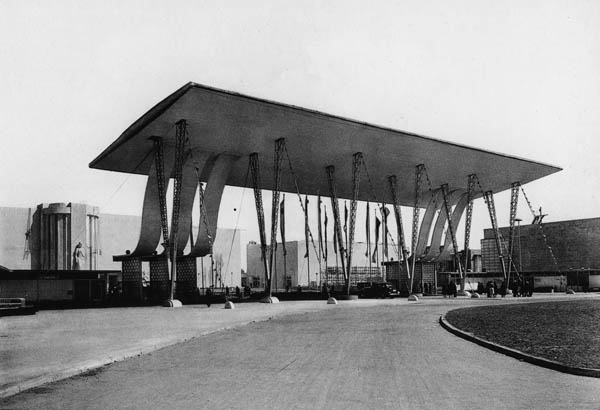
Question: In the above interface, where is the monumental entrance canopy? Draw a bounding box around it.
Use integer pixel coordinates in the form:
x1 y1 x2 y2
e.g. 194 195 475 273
90 82 560 207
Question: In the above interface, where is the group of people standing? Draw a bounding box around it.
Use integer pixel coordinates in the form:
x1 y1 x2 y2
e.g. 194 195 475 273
511 278 534 297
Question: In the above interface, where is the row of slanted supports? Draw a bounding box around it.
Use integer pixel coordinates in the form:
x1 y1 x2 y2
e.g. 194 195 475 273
248 138 521 297
115 119 240 304
115 119 523 303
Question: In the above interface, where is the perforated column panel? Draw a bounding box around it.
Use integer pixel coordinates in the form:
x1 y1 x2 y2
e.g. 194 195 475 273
175 256 198 300
176 257 197 282
122 258 142 281
121 258 142 301
150 258 170 302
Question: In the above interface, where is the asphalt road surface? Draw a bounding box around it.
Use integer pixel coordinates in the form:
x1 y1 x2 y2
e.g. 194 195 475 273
1 298 599 409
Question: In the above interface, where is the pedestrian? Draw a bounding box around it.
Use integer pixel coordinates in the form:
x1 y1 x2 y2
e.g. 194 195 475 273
449 281 457 298
525 280 533 297
486 281 494 298
235 286 241 298
322 283 329 298
205 287 212 308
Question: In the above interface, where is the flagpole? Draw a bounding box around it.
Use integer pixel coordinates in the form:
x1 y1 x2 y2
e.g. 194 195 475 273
367 202 372 283
376 208 380 281
280 195 287 292
318 193 323 290
305 195 310 289
324 205 329 286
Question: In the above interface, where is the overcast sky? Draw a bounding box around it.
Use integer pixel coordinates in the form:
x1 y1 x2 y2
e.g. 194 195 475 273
1 0 599 256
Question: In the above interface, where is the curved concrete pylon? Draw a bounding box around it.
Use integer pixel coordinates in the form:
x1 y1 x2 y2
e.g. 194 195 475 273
422 190 462 262
414 189 443 259
438 192 470 260
190 154 239 257
174 151 211 252
120 145 176 257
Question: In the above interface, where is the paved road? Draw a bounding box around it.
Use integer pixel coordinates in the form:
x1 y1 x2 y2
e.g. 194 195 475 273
1 296 599 409
0 300 331 397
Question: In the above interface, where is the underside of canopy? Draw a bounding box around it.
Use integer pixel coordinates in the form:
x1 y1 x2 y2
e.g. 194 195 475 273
90 82 561 206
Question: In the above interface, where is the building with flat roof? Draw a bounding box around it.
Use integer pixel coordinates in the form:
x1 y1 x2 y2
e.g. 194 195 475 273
480 217 600 291
0 204 242 305
481 217 600 273
246 240 386 291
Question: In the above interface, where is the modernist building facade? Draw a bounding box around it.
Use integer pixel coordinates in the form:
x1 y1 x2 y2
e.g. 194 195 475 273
0 204 242 304
246 240 387 290
480 217 600 290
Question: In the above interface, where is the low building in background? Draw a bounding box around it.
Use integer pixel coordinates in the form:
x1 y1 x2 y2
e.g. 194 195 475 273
480 217 600 291
247 240 388 291
0 203 242 305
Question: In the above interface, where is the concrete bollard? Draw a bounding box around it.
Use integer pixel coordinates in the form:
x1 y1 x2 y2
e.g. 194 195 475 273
327 297 338 304
408 294 419 302
224 301 235 309
162 299 183 308
259 296 280 304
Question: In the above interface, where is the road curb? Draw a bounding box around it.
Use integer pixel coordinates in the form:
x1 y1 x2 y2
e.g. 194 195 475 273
439 314 600 378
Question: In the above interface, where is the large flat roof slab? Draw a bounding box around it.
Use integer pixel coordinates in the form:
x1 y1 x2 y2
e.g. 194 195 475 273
90 82 561 206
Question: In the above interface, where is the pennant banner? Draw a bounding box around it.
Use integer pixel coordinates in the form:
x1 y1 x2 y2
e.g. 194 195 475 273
318 195 324 258
304 195 309 258
382 205 390 258
365 202 371 258
333 216 338 255
324 205 329 262
372 216 381 263
279 195 286 255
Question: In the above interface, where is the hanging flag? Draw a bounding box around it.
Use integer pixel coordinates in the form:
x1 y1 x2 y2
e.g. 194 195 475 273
365 202 371 258
318 195 324 259
324 205 328 262
333 217 338 255
382 205 390 258
304 195 309 258
343 201 348 248
372 216 381 263
279 195 286 256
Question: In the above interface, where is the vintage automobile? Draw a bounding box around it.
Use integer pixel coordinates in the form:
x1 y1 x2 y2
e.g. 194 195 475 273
359 282 400 298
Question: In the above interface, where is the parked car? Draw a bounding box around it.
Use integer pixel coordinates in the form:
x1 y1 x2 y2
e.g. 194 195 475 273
360 283 400 298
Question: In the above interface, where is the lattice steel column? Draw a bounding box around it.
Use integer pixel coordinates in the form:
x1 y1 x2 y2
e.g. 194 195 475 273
484 190 507 279
507 182 520 281
268 139 286 296
326 165 347 292
169 119 187 301
388 175 411 281
196 180 213 252
410 164 425 291
346 152 363 294
441 184 463 278
463 174 476 272
250 153 271 295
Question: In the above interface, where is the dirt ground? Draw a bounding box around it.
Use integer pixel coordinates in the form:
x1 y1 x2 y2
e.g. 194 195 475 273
1 298 599 410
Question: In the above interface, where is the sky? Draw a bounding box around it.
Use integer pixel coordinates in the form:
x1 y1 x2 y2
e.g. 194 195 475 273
1 0 599 260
